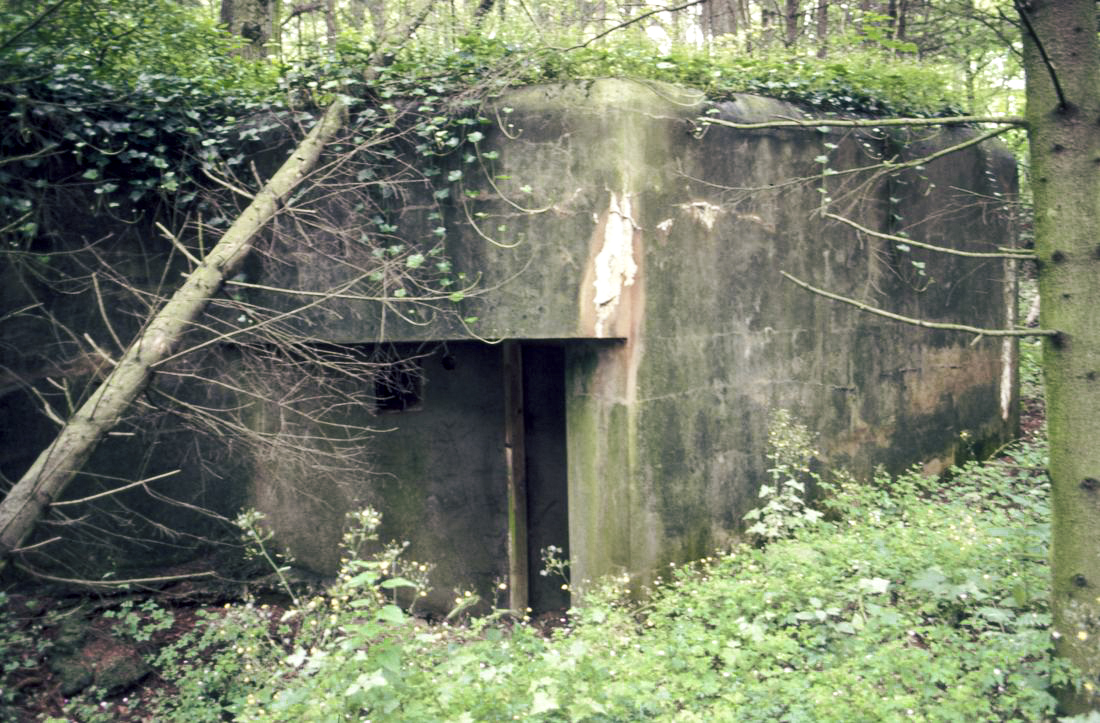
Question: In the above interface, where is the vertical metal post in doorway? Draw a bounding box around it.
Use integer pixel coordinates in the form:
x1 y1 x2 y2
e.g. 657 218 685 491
502 341 528 613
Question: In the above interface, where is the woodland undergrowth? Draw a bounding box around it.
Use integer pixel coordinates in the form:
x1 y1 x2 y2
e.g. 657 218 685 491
2 336 1071 721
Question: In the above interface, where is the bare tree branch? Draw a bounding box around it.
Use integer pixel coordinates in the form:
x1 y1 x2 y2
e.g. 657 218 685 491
560 0 709 51
50 469 181 507
1013 0 1067 110
780 270 1057 338
825 212 1035 260
0 0 71 54
701 115 1026 131
12 566 217 588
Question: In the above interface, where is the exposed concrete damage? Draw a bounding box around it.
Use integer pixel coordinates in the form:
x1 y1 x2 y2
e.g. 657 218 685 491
0 80 1020 614
591 191 639 338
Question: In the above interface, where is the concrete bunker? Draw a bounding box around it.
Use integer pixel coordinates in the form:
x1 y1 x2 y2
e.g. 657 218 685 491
248 79 1019 613
0 79 1020 611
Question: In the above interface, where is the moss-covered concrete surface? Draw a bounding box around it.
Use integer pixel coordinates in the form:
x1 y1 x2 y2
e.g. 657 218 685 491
0 80 1018 609
252 79 1017 604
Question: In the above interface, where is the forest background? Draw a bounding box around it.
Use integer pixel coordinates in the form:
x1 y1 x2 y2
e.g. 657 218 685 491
2 0 1098 719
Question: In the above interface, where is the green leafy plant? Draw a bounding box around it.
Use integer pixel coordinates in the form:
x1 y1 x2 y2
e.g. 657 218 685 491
101 599 173 643
149 507 432 721
116 430 1073 721
539 543 570 590
236 508 300 606
0 594 58 713
743 409 826 544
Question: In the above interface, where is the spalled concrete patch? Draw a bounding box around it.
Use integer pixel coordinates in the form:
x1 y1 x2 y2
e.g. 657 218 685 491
592 191 639 338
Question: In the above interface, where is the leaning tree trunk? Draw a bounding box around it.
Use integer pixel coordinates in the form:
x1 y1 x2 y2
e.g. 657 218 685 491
1021 0 1100 712
0 100 348 571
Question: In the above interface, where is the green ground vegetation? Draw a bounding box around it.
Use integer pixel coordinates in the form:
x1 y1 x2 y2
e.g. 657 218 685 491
2 400 1070 721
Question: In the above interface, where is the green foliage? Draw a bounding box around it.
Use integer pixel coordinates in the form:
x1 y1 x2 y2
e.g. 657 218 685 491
1 5 964 258
0 0 265 91
534 40 962 117
743 409 827 544
236 509 301 606
0 1 280 248
94 434 1064 721
0 438 1066 720
0 594 59 712
101 599 174 643
1018 276 1044 403
149 507 429 721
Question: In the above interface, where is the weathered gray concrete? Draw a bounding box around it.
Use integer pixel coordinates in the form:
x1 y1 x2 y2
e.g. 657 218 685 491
0 80 1018 609
245 79 1017 606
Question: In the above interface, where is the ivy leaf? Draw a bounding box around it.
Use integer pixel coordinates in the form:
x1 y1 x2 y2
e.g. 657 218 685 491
406 253 425 269
858 577 891 595
531 690 559 715
911 567 949 595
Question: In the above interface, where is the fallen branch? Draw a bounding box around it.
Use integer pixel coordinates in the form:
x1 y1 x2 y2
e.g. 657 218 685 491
0 99 349 569
49 469 181 507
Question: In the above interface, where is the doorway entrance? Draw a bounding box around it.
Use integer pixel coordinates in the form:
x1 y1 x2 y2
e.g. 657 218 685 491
503 342 570 614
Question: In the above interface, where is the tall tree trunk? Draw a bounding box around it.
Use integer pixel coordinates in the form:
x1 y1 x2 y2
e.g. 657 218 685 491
784 0 800 47
324 0 339 42
366 0 386 41
0 101 348 571
474 0 495 22
702 0 740 38
815 0 828 57
221 0 279 60
349 0 366 28
894 0 907 42
1021 0 1100 712
760 1 777 48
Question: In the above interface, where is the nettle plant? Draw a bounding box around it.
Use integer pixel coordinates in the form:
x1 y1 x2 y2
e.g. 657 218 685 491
743 409 827 544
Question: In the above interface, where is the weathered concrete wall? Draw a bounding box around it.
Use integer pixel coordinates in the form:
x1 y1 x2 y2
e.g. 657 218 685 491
245 79 1016 601
0 80 1017 605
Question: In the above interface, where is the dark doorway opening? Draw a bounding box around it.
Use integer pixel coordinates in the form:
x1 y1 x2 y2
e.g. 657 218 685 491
521 344 570 614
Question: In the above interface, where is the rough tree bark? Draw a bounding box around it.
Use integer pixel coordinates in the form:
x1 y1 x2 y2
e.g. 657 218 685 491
784 0 800 47
815 0 828 57
1021 0 1100 712
221 0 279 60
0 99 348 572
